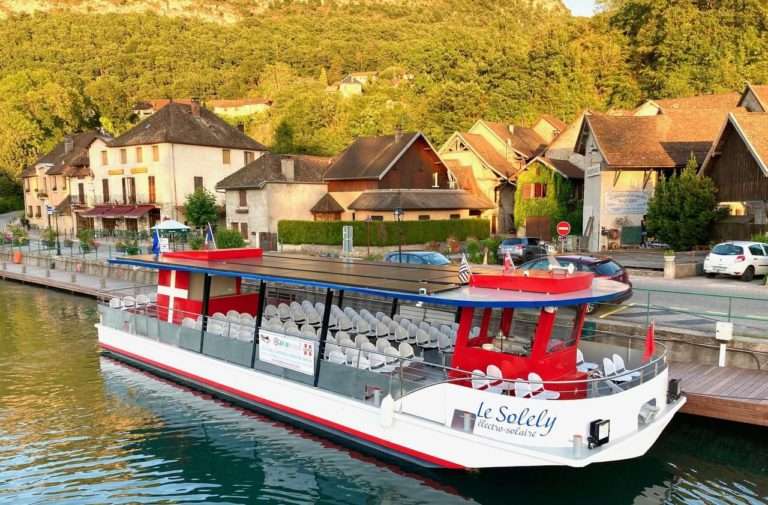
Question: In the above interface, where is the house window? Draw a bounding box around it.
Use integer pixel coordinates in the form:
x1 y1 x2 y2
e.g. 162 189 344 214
35 206 41 218
27 206 32 217
238 189 247 207
136 147 143 163
244 151 254 165
418 215 430 221
100 150 108 166
370 215 384 221
102 179 110 203
194 177 203 192
522 182 547 199
450 213 460 220
62 178 67 191
240 222 249 240
124 177 136 204
223 149 231 165
25 179 30 192
148 176 156 203
51 176 57 191
432 172 439 188
231 222 240 232
151 145 160 162
120 149 127 164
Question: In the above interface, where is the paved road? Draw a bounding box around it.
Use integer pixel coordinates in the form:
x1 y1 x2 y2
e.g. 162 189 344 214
0 210 22 231
597 275 768 338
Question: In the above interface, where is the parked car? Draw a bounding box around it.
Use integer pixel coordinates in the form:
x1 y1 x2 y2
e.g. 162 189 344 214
519 255 633 313
703 241 768 281
497 237 549 264
383 251 451 265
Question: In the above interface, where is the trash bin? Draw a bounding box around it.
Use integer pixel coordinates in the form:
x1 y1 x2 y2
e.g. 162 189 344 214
12 250 22 264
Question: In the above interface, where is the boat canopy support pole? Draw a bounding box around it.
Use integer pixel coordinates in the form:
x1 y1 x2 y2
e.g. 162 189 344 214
479 308 493 338
390 298 399 318
337 289 344 309
199 273 212 354
250 280 267 368
313 288 334 386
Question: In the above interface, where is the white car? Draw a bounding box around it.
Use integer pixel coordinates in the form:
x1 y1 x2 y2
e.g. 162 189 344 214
704 241 768 281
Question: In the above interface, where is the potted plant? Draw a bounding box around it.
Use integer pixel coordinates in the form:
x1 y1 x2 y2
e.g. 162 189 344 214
663 249 676 279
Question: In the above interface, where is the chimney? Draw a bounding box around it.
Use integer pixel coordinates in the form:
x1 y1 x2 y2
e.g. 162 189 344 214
64 135 74 154
190 98 201 117
507 124 515 134
394 126 403 141
237 123 245 133
281 157 295 181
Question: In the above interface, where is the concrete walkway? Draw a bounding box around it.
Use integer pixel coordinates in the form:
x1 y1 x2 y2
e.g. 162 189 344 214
0 260 137 297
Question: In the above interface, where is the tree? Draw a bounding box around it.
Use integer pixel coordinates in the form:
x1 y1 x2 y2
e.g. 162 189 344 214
646 154 720 251
215 228 246 249
183 188 218 229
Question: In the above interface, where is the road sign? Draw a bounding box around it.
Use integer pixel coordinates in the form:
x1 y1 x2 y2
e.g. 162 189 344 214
558 235 567 242
46 205 54 216
556 221 571 236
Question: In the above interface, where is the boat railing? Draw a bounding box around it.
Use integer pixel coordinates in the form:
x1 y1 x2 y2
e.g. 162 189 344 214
97 293 668 410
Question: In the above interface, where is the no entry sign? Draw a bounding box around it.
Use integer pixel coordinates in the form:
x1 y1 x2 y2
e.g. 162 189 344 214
556 221 571 236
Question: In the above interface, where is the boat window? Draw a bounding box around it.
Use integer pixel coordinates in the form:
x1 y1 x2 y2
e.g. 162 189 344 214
546 307 581 352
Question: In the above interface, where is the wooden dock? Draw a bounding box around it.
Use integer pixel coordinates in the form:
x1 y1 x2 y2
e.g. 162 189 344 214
670 362 768 427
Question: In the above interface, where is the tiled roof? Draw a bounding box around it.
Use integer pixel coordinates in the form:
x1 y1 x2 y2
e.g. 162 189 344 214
216 153 332 190
584 109 742 168
539 114 567 131
112 102 266 150
461 133 520 179
310 193 345 213
347 189 494 211
532 157 584 179
745 85 768 111
323 132 421 180
652 92 741 112
22 131 109 178
482 121 546 158
443 160 483 195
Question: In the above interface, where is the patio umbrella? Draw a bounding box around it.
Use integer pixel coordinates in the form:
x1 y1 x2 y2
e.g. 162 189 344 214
152 219 190 231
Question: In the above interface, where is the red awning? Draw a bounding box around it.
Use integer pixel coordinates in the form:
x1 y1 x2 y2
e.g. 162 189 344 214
102 206 134 218
81 205 111 218
124 205 157 218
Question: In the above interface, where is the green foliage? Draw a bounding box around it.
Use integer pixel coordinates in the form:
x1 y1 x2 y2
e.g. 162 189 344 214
278 219 490 246
9 224 28 245
77 228 95 252
215 228 246 249
513 163 581 237
646 154 720 251
41 227 57 248
481 236 503 264
465 237 483 263
751 233 768 243
183 189 218 229
188 234 205 250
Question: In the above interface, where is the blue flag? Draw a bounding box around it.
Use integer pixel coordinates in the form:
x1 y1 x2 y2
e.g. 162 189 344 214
205 222 217 249
152 228 161 256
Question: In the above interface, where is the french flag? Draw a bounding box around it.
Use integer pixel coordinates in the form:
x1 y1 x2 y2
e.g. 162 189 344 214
205 222 217 249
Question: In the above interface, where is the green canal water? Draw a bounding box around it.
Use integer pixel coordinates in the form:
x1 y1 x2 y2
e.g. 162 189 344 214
0 281 766 505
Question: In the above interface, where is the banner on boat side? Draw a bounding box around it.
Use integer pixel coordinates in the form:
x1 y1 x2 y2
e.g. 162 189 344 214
258 329 316 376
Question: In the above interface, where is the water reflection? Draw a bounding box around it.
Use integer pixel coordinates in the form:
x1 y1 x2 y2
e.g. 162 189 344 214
0 281 765 505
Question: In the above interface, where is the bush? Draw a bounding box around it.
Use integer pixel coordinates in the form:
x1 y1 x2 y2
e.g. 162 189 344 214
9 224 27 245
278 219 490 246
124 240 141 255
481 236 503 264
188 235 205 250
646 154 720 251
77 228 95 252
465 237 483 263
41 227 57 248
215 229 246 249
0 195 23 214
752 233 768 243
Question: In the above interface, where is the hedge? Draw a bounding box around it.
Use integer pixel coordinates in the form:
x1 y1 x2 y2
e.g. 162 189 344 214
278 219 490 246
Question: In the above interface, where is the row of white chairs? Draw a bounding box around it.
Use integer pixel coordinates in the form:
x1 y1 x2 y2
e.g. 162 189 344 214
110 293 156 309
470 366 560 400
326 336 419 373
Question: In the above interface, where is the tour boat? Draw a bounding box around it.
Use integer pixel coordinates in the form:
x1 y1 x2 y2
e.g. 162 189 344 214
98 247 685 470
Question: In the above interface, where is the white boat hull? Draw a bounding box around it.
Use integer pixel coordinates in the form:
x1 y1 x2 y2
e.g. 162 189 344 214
97 324 686 470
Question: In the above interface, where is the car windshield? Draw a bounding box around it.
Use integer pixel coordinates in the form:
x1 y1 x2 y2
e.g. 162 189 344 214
419 253 450 265
502 239 524 245
521 258 576 270
594 260 623 276
712 244 744 255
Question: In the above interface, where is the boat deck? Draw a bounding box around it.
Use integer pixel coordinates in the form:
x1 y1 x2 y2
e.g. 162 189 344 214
670 362 768 427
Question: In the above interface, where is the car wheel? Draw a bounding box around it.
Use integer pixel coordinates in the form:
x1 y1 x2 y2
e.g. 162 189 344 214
705 272 716 278
741 266 755 282
585 303 597 314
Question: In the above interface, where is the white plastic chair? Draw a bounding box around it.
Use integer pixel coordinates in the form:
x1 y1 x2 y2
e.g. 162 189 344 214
612 354 641 380
109 297 122 309
181 317 197 328
486 365 505 394
438 333 454 353
360 341 377 359
301 324 317 339
369 350 387 372
226 310 240 319
328 349 347 364
239 313 255 326
514 380 531 398
290 307 306 324
277 303 290 320
356 319 370 336
374 322 389 339
528 372 560 400
383 346 400 372
604 357 633 383
393 326 408 342
470 370 489 390
136 294 150 308
376 338 391 354
122 296 135 309
375 311 386 321
355 334 370 348
398 342 416 360
263 304 279 319
576 348 599 372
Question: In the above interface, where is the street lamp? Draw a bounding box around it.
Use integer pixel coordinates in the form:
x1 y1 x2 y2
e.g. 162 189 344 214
393 207 403 262
54 210 61 256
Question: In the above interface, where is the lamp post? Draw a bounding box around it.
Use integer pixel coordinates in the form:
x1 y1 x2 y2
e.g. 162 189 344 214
54 210 61 256
393 207 403 262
